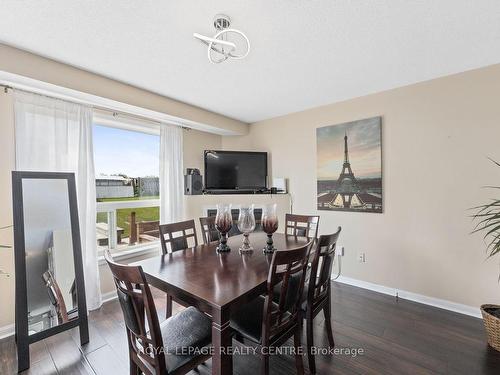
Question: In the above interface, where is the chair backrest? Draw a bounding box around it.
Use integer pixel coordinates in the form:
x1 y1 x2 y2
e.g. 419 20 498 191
42 271 69 324
104 250 165 375
308 227 341 305
158 219 198 254
285 214 320 239
262 242 311 341
199 216 219 245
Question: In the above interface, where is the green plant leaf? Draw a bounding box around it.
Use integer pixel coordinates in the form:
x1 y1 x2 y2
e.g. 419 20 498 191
472 218 500 234
471 160 500 268
471 201 500 214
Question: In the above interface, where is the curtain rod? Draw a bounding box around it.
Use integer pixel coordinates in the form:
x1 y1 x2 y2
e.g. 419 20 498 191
0 83 190 130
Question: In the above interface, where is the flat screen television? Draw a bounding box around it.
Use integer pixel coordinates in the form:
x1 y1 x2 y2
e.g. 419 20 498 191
204 150 268 191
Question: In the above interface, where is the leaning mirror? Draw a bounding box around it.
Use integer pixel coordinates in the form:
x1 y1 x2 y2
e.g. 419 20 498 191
12 171 89 372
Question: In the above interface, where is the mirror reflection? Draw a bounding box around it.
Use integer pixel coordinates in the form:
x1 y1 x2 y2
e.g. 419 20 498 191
22 178 78 335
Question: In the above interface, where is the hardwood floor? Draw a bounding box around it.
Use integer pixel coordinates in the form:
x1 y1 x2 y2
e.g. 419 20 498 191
1 282 500 374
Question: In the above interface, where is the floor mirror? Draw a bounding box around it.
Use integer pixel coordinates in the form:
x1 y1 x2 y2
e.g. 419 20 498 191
12 171 89 372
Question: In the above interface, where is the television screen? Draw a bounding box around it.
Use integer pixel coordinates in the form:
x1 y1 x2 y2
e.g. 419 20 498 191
204 150 267 190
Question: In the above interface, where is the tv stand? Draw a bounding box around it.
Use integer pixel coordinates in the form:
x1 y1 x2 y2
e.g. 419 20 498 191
184 194 291 233
203 189 271 195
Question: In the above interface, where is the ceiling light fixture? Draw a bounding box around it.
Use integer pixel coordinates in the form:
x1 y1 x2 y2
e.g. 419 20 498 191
193 14 250 64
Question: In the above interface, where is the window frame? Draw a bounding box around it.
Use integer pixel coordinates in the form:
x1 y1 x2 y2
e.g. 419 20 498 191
92 116 161 261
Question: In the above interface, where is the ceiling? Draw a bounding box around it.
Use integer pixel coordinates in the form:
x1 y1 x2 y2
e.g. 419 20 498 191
1 1 500 123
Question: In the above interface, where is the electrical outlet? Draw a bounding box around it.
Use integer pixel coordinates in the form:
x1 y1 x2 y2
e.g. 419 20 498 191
357 252 366 263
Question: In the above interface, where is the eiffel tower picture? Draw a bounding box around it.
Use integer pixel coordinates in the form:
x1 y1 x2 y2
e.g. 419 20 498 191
334 131 360 208
337 131 358 190
316 117 383 213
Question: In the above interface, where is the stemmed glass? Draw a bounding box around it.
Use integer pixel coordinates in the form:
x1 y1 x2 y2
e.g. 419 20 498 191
262 203 279 253
237 205 256 253
215 204 232 252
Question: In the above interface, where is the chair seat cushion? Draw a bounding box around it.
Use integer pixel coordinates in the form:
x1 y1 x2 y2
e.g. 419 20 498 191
230 296 291 344
160 306 211 355
230 296 266 343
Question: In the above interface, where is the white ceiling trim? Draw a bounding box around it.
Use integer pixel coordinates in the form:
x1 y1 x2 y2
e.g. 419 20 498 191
0 71 240 136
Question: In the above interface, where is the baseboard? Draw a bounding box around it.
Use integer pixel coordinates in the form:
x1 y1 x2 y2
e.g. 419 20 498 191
0 323 14 340
101 290 118 304
334 275 482 319
0 275 482 340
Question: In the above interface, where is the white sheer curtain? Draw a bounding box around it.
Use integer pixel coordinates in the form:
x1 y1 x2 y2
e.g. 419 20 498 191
14 90 102 311
159 124 184 224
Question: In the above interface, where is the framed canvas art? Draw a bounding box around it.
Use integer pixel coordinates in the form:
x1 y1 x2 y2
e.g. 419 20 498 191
317 116 382 213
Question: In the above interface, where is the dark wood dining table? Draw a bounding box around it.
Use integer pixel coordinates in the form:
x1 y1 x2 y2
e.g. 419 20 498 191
134 232 310 375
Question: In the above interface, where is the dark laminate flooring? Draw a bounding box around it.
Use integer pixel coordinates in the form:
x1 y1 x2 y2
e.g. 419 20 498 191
1 282 500 374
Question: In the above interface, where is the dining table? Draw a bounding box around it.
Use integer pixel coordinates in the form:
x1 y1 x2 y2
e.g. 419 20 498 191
134 231 310 375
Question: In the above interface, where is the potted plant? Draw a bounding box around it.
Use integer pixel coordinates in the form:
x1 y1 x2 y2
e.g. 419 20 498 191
472 159 500 351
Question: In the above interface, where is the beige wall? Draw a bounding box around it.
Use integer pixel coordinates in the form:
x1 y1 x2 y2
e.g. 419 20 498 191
183 128 222 176
223 64 500 309
0 43 248 135
0 92 15 329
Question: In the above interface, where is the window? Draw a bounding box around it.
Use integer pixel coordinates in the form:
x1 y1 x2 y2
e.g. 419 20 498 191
93 124 160 254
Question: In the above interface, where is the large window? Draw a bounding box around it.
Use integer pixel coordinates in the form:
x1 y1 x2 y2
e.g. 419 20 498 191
93 124 160 254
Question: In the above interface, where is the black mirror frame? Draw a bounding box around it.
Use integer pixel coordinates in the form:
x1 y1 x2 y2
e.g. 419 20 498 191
12 171 89 372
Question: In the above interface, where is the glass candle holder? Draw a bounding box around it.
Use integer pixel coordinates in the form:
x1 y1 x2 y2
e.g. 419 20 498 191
262 203 279 253
237 205 256 253
215 204 232 252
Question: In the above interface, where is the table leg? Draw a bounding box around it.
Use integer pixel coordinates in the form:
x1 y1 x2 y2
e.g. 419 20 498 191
211 309 233 375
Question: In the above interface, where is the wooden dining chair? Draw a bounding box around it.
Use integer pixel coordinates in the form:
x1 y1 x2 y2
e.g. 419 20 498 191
158 219 199 318
285 214 320 239
199 216 219 245
230 242 312 375
303 227 341 374
104 250 212 375
42 271 69 324
158 219 199 254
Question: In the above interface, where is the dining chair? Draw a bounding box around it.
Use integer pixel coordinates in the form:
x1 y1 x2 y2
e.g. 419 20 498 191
104 250 212 375
42 271 69 324
158 219 199 318
303 227 341 374
158 219 199 254
285 214 320 239
199 216 219 245
230 242 312 375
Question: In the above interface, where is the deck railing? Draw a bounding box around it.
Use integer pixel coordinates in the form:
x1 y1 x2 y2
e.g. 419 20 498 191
96 199 160 253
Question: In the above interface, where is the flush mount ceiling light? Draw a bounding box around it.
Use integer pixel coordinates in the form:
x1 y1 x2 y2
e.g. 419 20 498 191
193 14 250 64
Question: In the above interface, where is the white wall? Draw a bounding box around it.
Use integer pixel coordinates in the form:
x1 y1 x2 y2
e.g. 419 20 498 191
222 64 500 309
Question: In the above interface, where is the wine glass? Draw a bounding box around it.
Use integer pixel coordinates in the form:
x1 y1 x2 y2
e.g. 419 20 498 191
237 205 256 253
262 203 279 253
215 204 232 252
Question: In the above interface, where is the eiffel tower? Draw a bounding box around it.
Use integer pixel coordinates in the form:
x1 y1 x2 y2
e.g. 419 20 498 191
332 131 360 209
337 131 357 189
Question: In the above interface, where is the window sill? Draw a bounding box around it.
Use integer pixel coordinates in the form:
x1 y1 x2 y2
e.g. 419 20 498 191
97 242 161 266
